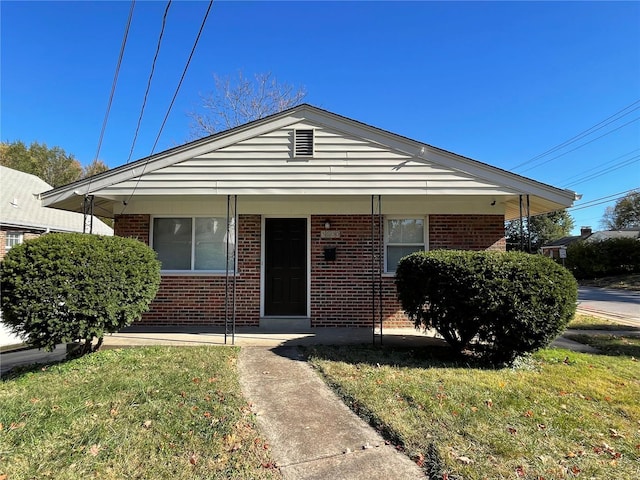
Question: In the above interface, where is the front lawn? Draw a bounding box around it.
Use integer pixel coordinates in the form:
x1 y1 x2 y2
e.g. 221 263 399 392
0 347 280 480
307 345 640 479
568 313 639 331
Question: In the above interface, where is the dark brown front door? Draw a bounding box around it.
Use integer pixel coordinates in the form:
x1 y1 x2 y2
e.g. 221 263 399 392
265 218 307 316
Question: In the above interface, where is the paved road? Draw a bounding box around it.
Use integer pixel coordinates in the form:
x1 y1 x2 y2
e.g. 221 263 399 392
578 287 640 326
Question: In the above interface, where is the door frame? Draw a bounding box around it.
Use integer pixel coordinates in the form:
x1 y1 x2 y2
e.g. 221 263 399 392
260 215 311 318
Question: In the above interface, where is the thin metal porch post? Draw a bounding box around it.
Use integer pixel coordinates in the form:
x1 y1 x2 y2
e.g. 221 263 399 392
377 195 383 345
519 194 524 251
83 195 94 234
526 194 531 253
224 195 237 345
371 194 383 345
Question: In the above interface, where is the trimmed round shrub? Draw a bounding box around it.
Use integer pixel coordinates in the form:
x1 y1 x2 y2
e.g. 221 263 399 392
396 250 578 365
1 233 161 354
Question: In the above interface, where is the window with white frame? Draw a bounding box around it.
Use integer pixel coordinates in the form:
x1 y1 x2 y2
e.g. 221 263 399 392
385 218 426 273
152 217 235 271
5 232 24 251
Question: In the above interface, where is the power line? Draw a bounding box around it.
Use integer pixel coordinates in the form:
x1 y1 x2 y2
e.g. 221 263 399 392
563 154 640 188
149 1 213 155
510 99 640 171
122 0 214 213
560 148 640 186
125 0 173 165
91 0 136 168
517 116 640 174
569 188 638 212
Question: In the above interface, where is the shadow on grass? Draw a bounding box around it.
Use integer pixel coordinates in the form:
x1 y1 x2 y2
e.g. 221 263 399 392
564 334 640 358
298 343 500 371
1 358 71 381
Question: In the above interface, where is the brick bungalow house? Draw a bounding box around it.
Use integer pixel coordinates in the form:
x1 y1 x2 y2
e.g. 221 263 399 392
40 105 578 330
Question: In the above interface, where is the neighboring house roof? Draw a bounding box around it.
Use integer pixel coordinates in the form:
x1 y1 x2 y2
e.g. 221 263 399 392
585 229 640 243
1 166 113 235
540 235 583 249
541 229 640 250
40 104 578 220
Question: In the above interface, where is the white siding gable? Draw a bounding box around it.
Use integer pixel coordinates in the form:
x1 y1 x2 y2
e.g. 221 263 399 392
95 120 513 197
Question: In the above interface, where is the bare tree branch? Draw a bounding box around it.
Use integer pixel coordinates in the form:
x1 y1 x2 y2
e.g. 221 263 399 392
188 71 307 139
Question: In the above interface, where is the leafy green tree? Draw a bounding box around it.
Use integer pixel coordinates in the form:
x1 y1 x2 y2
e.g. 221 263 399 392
505 210 574 252
82 158 109 178
0 140 108 187
189 71 307 138
600 190 640 230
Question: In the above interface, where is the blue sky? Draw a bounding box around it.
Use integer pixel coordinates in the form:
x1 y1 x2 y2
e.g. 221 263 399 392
2 1 639 234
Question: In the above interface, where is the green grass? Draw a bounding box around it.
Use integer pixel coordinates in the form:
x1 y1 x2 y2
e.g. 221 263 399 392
564 334 640 358
306 345 640 480
568 313 640 331
0 347 280 480
578 273 640 291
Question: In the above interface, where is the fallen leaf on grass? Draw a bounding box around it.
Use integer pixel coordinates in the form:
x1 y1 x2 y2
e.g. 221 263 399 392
88 444 101 456
485 399 493 408
142 420 152 428
456 455 473 465
524 410 534 418
609 428 625 439
515 465 525 477
0 474 8 480
189 454 197 465
507 427 518 435
570 465 581 474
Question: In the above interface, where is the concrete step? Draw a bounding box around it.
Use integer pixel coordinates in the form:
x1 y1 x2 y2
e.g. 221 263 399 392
259 317 311 331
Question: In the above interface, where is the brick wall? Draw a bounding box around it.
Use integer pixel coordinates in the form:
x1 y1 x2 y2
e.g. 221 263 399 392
114 213 505 328
115 214 261 326
0 229 41 261
429 214 506 251
310 215 409 327
114 214 150 244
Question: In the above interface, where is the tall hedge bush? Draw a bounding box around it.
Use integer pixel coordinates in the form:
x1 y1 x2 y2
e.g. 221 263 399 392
396 250 578 365
565 237 640 279
1 233 161 355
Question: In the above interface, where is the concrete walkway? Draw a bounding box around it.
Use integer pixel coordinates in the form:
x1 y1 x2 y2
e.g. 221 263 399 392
239 346 425 479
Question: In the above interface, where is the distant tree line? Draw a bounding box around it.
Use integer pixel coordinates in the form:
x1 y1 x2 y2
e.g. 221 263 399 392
0 140 108 188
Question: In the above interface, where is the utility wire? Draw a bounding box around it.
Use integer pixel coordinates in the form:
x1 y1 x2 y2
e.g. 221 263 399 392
121 0 214 213
91 0 136 169
568 188 638 212
510 99 640 171
560 148 640 186
517 116 640 174
85 0 135 196
125 0 172 164
563 156 640 188
149 0 213 155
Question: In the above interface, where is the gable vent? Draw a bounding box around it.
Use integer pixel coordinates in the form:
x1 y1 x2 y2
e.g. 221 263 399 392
294 129 314 157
